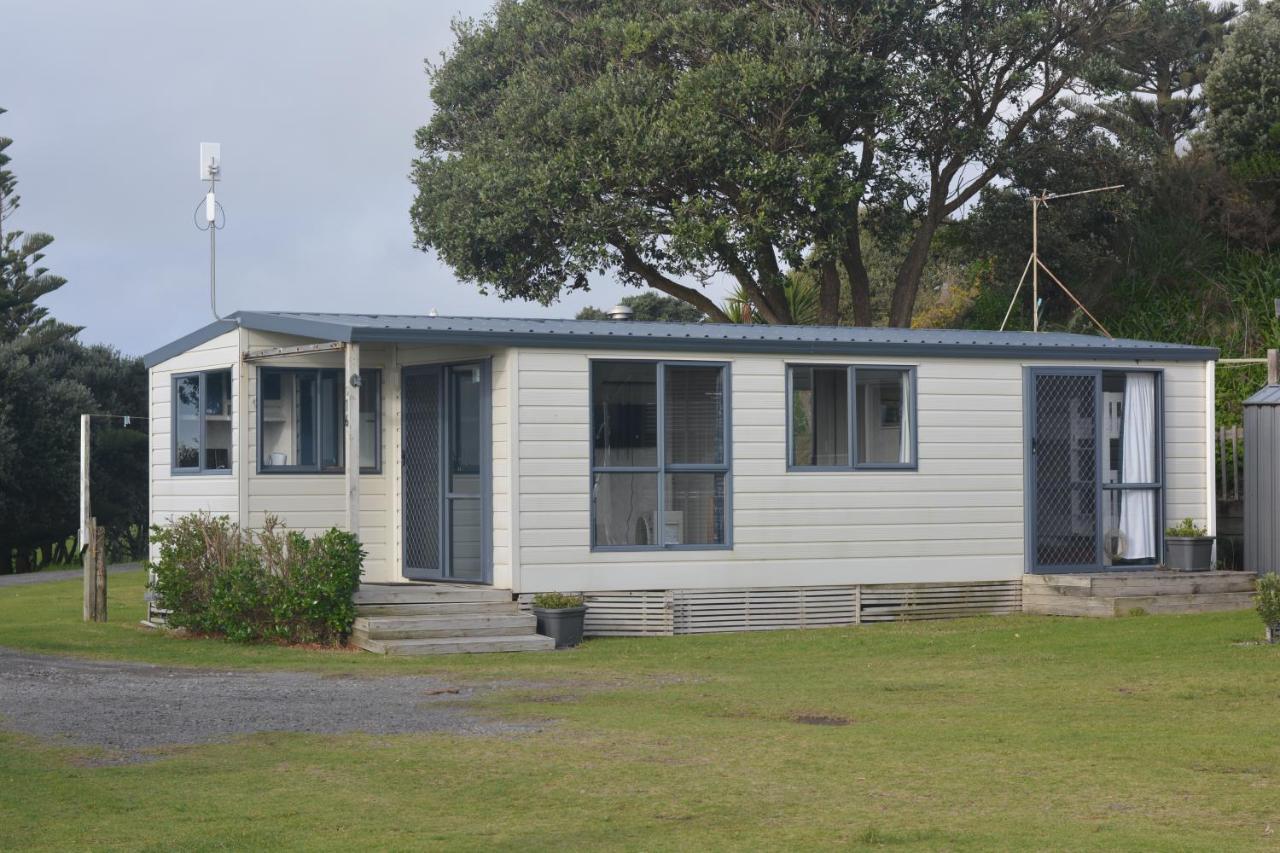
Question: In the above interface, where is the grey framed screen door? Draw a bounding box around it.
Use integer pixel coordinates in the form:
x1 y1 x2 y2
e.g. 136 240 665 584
1030 370 1100 570
401 360 491 582
1028 368 1164 572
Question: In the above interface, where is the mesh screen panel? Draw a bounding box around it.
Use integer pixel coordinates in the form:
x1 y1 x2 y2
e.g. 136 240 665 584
403 370 441 572
1034 373 1097 568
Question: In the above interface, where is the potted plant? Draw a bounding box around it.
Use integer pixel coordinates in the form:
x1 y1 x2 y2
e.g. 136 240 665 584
1257 574 1280 645
531 592 587 649
1164 518 1214 571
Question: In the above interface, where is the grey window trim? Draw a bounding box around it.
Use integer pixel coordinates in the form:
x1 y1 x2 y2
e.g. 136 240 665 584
785 363 919 472
589 358 733 552
171 369 234 476
256 366 381 475
1023 366 1165 574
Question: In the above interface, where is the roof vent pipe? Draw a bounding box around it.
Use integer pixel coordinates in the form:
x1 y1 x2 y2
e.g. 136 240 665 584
608 304 634 321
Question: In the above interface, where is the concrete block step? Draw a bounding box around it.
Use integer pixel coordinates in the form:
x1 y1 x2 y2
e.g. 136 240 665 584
354 613 537 640
354 633 556 656
353 585 512 606
355 600 519 617
1110 591 1256 616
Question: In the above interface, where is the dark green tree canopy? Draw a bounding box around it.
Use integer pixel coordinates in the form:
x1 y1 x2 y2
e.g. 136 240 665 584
413 0 1127 327
1204 0 1280 170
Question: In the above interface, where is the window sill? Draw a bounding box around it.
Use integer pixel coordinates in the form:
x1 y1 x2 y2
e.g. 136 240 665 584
591 544 733 553
170 469 234 476
786 465 918 473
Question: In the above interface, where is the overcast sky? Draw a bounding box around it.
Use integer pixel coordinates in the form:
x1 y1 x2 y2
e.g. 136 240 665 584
2 0 685 358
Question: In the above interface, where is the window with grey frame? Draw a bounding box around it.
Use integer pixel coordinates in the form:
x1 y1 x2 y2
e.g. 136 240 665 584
590 360 729 549
788 365 916 469
258 367 380 473
173 369 233 474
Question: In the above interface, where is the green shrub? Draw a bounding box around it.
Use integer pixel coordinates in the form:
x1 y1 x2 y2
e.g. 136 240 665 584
148 513 364 645
1166 518 1209 537
1257 574 1280 631
531 592 585 609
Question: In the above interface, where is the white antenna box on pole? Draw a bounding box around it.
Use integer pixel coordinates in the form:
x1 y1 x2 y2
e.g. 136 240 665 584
200 142 221 181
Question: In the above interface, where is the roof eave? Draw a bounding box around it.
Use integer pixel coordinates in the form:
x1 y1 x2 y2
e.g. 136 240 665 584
349 326 1219 361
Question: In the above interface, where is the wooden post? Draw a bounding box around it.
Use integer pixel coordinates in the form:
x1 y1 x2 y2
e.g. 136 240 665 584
1268 349 1278 386
94 524 107 622
82 518 97 621
345 342 361 536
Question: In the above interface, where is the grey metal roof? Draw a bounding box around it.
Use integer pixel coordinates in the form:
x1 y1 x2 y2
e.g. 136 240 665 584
143 310 1219 368
1244 385 1280 406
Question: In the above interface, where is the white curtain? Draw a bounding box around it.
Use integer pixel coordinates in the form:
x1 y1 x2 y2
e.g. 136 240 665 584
899 371 912 464
1119 372 1156 560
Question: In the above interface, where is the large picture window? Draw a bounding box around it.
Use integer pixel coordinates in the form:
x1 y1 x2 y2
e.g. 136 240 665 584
789 364 915 470
172 369 233 474
591 360 729 549
258 367 380 473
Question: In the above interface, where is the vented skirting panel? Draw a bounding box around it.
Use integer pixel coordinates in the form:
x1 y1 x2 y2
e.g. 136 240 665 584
858 581 1022 622
520 581 1021 637
673 587 859 634
519 591 673 636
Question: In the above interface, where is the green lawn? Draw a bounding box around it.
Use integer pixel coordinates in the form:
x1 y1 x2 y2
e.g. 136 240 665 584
2 574 1279 851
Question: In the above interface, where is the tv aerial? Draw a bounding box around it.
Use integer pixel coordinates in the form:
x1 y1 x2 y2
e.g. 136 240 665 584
998 184 1123 337
196 143 226 321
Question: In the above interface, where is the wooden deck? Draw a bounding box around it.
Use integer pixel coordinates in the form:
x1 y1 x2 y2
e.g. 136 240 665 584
1022 571 1257 617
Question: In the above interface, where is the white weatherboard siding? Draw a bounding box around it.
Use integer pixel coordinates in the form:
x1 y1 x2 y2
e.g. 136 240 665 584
241 330 395 581
512 348 1211 593
148 328 242 561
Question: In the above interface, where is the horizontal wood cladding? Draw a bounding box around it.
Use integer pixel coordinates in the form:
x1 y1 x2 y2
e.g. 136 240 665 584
513 347 1210 588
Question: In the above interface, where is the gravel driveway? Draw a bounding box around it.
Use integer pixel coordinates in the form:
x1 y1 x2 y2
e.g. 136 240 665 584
0 647 540 762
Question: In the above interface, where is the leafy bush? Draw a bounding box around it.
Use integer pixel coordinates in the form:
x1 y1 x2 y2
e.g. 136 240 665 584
148 513 364 645
531 592 585 609
1166 518 1209 537
1257 574 1280 633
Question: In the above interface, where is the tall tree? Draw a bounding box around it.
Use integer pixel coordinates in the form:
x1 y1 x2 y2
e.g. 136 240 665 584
412 0 1127 328
1071 0 1236 154
1204 0 1280 171
0 109 147 572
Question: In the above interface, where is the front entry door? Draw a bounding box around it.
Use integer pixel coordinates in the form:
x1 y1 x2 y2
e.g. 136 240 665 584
402 361 491 582
1030 370 1101 570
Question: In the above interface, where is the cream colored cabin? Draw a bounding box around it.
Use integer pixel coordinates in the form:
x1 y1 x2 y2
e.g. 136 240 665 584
145 313 1218 633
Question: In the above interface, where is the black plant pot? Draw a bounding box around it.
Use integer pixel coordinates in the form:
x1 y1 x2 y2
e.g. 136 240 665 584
1165 536 1214 571
533 605 587 648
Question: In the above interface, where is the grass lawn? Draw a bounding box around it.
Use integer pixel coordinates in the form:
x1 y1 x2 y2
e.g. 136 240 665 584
2 573 1279 851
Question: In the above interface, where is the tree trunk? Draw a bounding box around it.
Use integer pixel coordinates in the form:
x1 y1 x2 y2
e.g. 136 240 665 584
15 547 32 574
0 544 11 575
38 542 54 569
841 232 873 327
818 259 841 326
888 216 943 328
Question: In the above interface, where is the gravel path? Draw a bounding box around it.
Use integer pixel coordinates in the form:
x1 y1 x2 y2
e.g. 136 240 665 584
0 562 142 588
0 647 540 762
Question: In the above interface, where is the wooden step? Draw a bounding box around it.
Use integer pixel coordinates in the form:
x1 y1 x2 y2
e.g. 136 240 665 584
354 633 556 656
353 585 512 605
1110 591 1256 616
355 600 519 617
354 613 537 640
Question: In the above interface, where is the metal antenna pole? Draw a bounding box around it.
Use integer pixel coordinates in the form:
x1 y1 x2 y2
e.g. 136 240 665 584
1031 196 1039 332
1001 184 1123 336
207 161 222 322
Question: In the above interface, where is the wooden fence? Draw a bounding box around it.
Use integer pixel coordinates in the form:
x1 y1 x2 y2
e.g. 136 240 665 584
1217 426 1243 503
